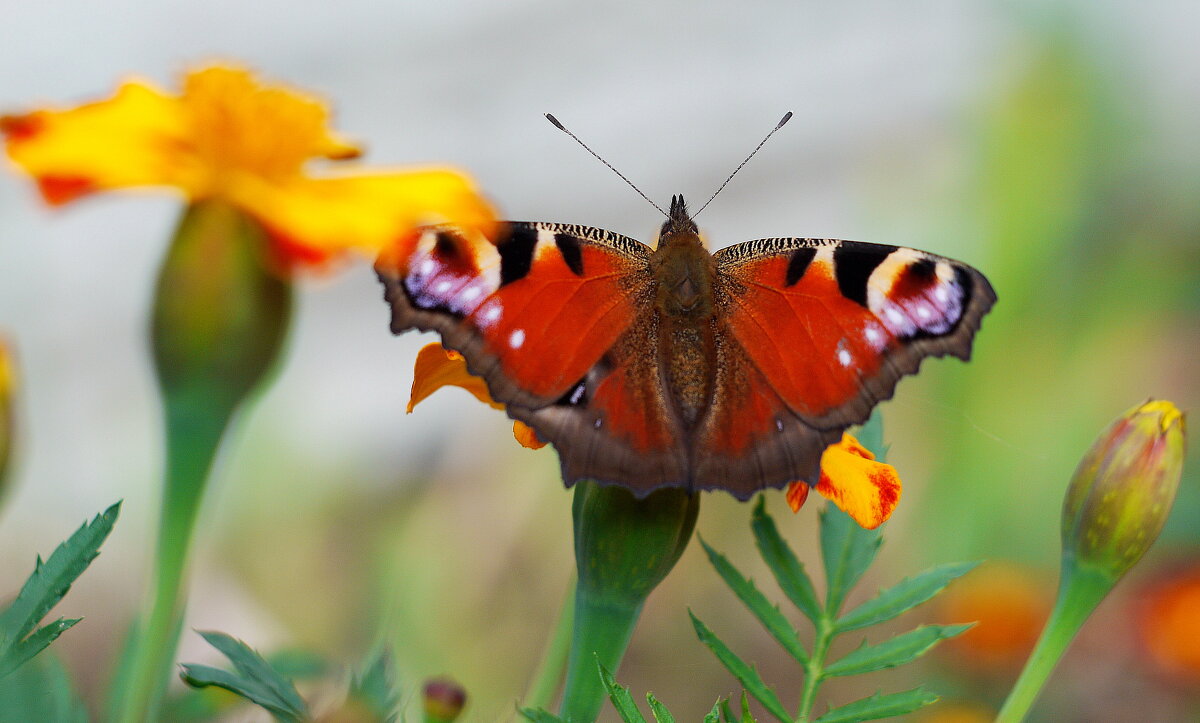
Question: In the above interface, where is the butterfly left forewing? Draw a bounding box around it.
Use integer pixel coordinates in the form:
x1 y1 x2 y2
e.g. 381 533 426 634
698 237 995 488
377 221 691 491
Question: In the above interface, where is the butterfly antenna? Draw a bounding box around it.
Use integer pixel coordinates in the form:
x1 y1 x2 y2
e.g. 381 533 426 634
694 111 793 217
545 113 668 218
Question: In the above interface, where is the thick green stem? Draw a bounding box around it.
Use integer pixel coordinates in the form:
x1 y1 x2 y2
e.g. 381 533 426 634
797 616 835 722
113 396 231 721
521 576 577 713
559 592 643 722
996 563 1113 723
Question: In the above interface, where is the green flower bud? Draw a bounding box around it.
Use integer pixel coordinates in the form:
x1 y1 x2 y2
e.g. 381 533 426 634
422 677 467 723
152 198 292 415
0 337 15 497
561 482 700 722
1062 399 1187 581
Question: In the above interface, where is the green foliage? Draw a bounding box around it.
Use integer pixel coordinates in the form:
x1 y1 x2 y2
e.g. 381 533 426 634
179 631 310 722
349 649 400 722
591 662 727 723
0 652 88 723
692 494 973 723
0 502 120 680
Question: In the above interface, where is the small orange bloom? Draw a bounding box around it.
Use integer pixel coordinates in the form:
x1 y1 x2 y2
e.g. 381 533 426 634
408 343 545 449
937 562 1051 672
786 433 901 529
2 65 495 270
1136 564 1200 682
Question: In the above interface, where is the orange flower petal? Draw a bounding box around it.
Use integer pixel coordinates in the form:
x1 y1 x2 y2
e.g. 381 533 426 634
408 342 502 413
785 480 810 512
3 80 188 202
513 421 547 450
801 432 901 529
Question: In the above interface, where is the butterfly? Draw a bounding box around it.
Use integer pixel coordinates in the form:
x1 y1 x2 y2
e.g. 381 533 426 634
376 190 995 500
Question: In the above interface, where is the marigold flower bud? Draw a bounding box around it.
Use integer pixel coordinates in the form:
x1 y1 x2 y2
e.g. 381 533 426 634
1061 400 1186 581
422 677 467 722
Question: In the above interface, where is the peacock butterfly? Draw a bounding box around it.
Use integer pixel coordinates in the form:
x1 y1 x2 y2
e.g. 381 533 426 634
375 190 995 500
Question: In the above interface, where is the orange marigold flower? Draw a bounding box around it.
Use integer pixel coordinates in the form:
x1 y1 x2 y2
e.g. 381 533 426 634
936 561 1051 672
786 433 901 529
1135 564 1200 683
2 65 495 270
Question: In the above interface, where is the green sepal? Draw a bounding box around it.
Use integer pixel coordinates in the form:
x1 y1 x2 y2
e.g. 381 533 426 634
737 691 758 723
179 631 308 722
819 505 882 615
703 700 722 723
750 497 822 623
688 612 789 723
0 502 120 679
699 536 808 664
597 662 646 722
646 693 676 723
836 562 979 633
824 624 972 677
812 687 939 723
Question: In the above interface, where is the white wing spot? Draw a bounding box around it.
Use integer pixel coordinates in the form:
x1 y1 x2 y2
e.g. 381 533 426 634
837 348 853 366
916 305 932 320
434 280 452 294
886 308 905 325
419 258 436 276
934 286 950 303
865 327 882 344
775 418 784 432
509 328 526 349
593 418 603 429
482 304 502 323
461 286 482 302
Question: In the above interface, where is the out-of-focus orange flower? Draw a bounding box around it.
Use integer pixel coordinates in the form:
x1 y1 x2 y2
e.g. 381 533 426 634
1135 564 1200 683
408 341 897 525
786 433 901 529
914 702 995 723
2 65 495 270
408 342 545 449
937 561 1051 672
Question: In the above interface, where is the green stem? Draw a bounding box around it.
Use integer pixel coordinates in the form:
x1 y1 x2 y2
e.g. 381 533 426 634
113 395 232 722
558 591 643 723
796 616 835 722
521 575 577 713
996 563 1113 723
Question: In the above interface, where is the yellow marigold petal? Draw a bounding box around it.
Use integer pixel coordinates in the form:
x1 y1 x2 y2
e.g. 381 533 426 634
238 169 497 267
409 342 502 413
812 432 901 529
2 80 188 203
513 422 547 450
179 66 361 188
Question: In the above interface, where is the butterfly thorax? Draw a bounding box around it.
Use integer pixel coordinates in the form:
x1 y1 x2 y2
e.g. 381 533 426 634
649 195 718 429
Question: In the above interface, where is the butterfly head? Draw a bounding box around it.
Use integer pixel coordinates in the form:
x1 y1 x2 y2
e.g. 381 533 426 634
659 194 699 241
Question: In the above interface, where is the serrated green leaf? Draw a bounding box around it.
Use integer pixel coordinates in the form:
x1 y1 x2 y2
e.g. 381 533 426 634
688 612 789 723
646 693 675 723
819 504 881 615
0 618 81 679
0 502 120 680
824 624 972 677
349 649 398 722
0 652 89 723
751 497 823 623
180 631 308 721
836 562 979 632
517 707 567 723
813 688 938 723
598 663 647 723
700 537 808 664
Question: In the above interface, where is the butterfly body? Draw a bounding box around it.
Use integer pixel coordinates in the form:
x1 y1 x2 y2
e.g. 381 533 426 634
377 195 995 499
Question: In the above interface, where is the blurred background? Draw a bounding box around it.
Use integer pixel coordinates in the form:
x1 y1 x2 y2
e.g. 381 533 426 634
1 1 1198 721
